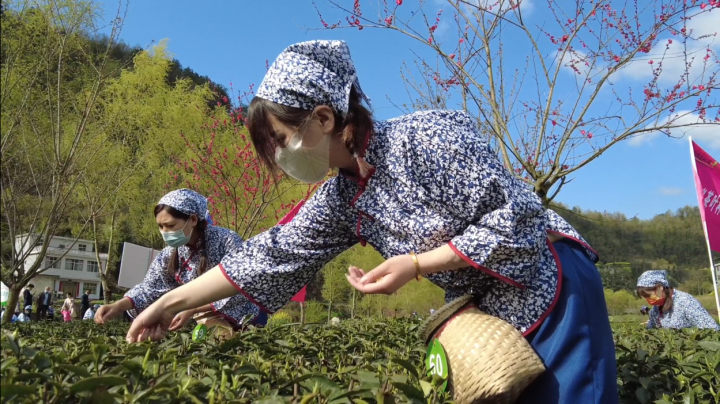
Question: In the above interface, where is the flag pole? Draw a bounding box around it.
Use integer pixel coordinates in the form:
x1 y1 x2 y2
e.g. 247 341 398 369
689 136 720 321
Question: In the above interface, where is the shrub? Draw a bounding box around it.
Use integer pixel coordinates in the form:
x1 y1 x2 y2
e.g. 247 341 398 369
267 311 293 328
303 300 328 324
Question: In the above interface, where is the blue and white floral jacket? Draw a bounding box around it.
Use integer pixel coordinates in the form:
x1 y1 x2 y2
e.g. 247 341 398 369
125 225 260 325
220 110 597 334
646 290 719 330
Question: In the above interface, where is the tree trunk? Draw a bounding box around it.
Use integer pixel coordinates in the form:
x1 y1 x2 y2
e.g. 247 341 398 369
2 286 21 324
94 210 115 305
101 275 112 304
299 302 305 326
327 300 332 323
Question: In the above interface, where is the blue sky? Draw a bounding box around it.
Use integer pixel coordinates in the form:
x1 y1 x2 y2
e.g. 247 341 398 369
97 0 719 219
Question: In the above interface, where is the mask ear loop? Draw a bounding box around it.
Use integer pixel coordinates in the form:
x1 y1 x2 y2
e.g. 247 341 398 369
353 152 373 179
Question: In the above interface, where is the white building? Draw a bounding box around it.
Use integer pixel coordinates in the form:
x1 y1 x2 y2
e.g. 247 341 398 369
16 234 108 300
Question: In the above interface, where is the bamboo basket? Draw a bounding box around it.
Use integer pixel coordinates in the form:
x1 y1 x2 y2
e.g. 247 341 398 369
193 311 235 340
419 295 545 404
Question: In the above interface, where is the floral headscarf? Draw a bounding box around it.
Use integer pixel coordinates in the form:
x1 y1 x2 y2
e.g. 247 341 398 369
157 189 212 223
256 40 371 117
637 270 670 288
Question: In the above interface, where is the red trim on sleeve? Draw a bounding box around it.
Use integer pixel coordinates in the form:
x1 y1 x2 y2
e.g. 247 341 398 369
218 263 273 314
124 296 136 310
547 230 599 258
278 201 305 225
447 241 526 289
522 239 563 337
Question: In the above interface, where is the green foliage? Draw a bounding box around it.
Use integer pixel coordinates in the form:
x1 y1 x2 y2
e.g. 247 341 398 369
605 289 643 317
614 325 720 404
554 205 707 271
1 318 452 403
2 319 719 403
303 301 328 325
267 311 293 328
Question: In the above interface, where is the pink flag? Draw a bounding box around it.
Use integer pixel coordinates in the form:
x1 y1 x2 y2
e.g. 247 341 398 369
278 201 308 303
691 141 720 252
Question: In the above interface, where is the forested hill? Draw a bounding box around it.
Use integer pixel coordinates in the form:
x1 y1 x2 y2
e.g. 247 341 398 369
552 204 708 270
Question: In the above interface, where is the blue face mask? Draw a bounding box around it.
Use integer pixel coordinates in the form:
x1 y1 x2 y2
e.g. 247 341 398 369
161 220 193 248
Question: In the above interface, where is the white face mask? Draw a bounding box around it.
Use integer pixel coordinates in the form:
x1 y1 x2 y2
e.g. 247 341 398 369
275 129 330 184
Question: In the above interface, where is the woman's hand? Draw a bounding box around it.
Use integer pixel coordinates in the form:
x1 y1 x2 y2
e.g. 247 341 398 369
126 302 176 343
168 309 196 331
95 302 124 324
346 255 417 295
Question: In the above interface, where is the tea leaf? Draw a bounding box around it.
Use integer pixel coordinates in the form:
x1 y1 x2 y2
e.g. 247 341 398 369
69 376 128 393
0 383 37 398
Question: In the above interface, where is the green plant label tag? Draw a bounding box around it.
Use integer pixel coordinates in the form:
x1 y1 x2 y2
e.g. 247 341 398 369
192 324 207 342
426 339 448 391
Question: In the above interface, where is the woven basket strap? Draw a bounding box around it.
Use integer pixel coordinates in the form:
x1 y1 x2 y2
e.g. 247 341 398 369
432 303 477 340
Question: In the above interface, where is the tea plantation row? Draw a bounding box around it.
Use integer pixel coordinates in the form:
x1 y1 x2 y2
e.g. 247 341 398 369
1 319 718 403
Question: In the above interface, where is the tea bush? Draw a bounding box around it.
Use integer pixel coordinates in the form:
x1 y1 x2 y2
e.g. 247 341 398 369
1 319 451 403
613 325 719 404
1 320 718 403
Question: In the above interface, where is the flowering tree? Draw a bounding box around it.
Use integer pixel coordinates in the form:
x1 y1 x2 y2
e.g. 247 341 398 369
172 87 314 239
315 0 719 205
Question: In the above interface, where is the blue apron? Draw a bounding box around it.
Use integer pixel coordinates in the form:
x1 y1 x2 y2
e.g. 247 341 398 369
517 239 618 404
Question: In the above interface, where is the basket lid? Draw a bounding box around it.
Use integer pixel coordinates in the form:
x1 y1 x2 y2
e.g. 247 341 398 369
418 295 474 344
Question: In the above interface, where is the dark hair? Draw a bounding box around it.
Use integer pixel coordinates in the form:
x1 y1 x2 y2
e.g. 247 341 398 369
153 204 209 278
66 292 73 298
247 87 374 174
28 284 34 288
636 284 671 297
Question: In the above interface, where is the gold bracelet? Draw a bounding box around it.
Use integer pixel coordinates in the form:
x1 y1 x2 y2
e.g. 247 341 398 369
409 251 422 281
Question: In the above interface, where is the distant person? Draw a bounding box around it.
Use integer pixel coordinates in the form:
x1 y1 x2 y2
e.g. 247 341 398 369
1 307 17 323
46 306 55 321
94 189 264 337
639 306 649 316
22 284 34 310
81 290 91 319
37 287 53 320
636 270 719 330
61 292 80 322
17 305 33 322
83 304 100 320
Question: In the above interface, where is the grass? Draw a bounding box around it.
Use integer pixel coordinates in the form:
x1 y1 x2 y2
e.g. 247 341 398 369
697 293 718 316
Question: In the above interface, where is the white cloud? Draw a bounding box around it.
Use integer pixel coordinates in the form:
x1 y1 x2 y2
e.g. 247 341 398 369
555 48 605 81
616 9 719 84
453 0 535 17
659 187 685 196
557 49 591 76
628 110 720 149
